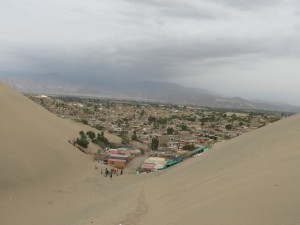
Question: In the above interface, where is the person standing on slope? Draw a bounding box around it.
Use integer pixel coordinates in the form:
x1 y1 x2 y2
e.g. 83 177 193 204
110 169 113 179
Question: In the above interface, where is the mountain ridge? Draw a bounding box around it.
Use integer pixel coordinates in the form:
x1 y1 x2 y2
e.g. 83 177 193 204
1 73 299 112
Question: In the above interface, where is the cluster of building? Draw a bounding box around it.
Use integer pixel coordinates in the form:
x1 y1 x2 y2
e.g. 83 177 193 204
27 94 285 171
105 148 140 168
91 146 141 168
139 146 209 173
140 157 167 171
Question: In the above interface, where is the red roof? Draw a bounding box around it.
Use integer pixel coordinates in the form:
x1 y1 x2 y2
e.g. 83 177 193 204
141 163 156 169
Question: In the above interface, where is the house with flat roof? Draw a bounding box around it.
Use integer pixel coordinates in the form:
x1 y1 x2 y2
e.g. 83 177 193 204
107 154 129 169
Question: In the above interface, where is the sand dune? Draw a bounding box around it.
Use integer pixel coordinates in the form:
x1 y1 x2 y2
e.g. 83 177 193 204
0 82 92 189
136 113 300 225
1 81 300 225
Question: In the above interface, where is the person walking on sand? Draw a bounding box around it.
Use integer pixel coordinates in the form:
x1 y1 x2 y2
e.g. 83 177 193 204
110 170 113 179
120 169 123 175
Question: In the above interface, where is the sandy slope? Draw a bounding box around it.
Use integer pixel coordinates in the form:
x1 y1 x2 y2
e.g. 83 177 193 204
0 82 121 189
0 82 92 189
1 81 300 225
0 82 141 225
135 113 300 225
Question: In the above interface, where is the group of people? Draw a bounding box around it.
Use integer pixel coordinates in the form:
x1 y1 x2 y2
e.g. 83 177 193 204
102 167 123 179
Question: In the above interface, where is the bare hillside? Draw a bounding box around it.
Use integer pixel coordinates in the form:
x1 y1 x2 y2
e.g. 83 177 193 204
0 82 90 189
136 113 300 225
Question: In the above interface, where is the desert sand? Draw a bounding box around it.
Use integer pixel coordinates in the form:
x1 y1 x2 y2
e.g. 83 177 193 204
1 81 300 225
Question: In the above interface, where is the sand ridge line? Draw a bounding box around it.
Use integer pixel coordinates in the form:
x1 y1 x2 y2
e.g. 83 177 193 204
118 184 148 225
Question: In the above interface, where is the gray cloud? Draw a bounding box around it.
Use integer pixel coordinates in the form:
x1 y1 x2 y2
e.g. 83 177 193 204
212 0 284 10
122 0 223 20
1 0 300 104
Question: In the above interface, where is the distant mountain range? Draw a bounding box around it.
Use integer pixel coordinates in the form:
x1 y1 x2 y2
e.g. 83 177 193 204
1 72 299 112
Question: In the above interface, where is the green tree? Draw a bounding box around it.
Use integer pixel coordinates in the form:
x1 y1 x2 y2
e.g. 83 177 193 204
86 131 96 140
157 117 168 125
92 132 109 147
179 123 188 131
76 137 89 148
182 144 195 151
76 131 89 148
148 116 157 123
167 127 174 135
79 130 87 139
132 131 138 141
225 124 232 130
140 109 145 117
93 124 104 131
151 136 159 151
82 119 88 125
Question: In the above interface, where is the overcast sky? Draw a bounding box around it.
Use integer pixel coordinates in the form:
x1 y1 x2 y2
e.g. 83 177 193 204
1 0 300 105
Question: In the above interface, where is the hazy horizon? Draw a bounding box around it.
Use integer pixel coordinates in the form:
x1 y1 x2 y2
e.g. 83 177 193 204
1 0 300 105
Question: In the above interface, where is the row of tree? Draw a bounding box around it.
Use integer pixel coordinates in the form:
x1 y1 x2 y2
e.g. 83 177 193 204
75 130 110 148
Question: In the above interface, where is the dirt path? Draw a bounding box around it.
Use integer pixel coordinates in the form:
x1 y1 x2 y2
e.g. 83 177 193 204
118 184 148 225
